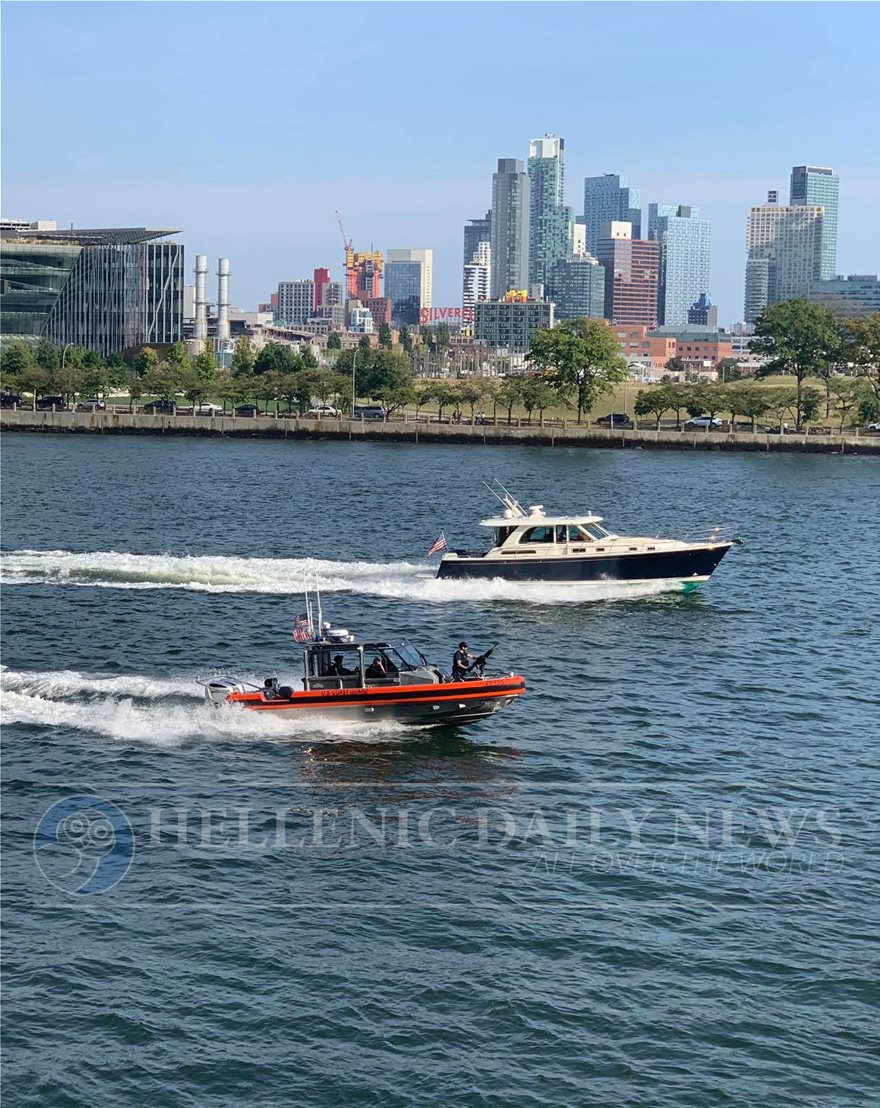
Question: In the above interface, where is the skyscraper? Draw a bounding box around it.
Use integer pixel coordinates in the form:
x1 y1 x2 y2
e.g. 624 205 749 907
528 135 572 290
463 240 491 312
385 249 433 327
648 204 711 326
463 212 491 270
790 165 839 280
583 174 641 256
744 193 823 321
545 255 606 321
596 221 659 328
490 158 530 298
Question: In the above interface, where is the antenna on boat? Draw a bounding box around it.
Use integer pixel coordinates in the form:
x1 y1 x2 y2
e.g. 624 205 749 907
483 479 526 517
316 589 324 640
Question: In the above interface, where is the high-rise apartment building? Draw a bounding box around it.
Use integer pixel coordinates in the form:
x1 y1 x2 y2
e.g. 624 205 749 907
463 212 492 270
463 240 491 312
528 135 572 290
490 158 530 298
385 248 433 327
0 224 183 356
596 221 659 328
648 204 711 326
345 251 383 301
744 194 823 321
572 217 588 257
790 165 839 280
276 279 315 327
313 267 330 310
545 255 606 321
473 298 553 352
583 174 641 256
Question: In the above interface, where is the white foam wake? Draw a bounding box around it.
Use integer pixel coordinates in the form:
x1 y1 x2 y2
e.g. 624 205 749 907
0 549 684 604
0 666 417 745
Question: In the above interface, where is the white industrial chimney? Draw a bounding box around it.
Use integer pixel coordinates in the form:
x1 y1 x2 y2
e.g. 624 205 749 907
194 255 208 342
217 258 230 344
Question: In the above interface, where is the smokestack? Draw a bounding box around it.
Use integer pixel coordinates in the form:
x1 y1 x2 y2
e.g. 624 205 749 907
194 255 208 341
217 258 230 344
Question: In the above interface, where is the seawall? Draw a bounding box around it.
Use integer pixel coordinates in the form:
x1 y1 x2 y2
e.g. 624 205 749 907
2 408 878 455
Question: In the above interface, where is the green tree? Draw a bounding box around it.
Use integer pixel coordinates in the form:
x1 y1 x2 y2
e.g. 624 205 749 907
454 379 489 421
358 334 372 353
254 342 298 376
327 330 342 351
167 341 190 370
435 322 451 348
664 355 687 377
0 341 35 386
34 339 61 373
841 313 880 407
420 325 436 352
425 380 457 421
219 375 251 412
526 318 627 423
300 345 319 370
133 346 159 376
517 375 557 423
724 382 770 432
828 377 868 431
399 324 413 355
752 299 842 429
231 337 255 377
378 322 393 349
142 360 181 403
495 377 522 424
374 372 414 416
634 385 673 429
127 371 144 411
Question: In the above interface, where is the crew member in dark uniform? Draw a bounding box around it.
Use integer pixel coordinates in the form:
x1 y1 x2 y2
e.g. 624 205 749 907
328 654 355 676
452 641 476 681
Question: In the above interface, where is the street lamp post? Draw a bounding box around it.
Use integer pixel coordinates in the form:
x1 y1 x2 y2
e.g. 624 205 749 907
351 348 357 420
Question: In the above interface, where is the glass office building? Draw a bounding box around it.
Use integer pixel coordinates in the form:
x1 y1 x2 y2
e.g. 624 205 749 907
490 159 530 298
528 135 572 290
790 166 839 280
384 260 423 326
583 174 641 257
648 204 711 327
0 226 183 356
545 255 606 321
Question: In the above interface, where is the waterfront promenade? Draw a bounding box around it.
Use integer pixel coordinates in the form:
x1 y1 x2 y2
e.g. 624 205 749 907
2 407 877 454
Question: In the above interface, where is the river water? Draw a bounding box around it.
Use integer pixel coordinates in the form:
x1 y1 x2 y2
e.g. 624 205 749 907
2 433 878 1106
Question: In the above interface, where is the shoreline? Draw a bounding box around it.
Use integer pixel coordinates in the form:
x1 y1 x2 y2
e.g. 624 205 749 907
2 409 877 455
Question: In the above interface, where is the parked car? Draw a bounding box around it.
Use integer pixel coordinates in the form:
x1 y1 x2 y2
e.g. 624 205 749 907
684 416 723 430
36 395 67 410
0 393 23 408
194 402 223 415
306 404 339 418
352 405 387 421
78 397 106 411
866 422 880 433
143 399 176 414
234 404 262 417
595 413 633 428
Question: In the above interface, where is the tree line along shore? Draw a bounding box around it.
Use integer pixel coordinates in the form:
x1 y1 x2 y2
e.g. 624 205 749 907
2 300 878 433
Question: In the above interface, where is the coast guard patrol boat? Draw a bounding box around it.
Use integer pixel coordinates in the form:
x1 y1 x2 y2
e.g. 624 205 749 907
435 484 734 590
202 602 525 726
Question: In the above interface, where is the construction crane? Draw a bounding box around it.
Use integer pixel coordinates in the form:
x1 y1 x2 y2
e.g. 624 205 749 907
335 210 353 255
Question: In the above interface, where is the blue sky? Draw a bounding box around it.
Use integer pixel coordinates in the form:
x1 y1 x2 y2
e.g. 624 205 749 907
3 1 878 325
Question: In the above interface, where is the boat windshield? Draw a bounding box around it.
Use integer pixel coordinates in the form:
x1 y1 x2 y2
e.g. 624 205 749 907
394 640 427 668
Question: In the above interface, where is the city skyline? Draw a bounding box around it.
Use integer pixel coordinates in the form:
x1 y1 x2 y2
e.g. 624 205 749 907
2 2 878 325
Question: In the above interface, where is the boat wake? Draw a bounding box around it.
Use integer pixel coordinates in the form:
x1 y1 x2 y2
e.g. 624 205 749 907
0 666 418 745
0 549 685 604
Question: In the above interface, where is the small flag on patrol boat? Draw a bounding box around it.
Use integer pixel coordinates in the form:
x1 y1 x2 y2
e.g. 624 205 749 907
292 612 312 642
427 532 447 557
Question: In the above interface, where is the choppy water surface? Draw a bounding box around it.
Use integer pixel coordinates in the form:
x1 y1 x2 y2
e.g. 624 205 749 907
2 434 878 1106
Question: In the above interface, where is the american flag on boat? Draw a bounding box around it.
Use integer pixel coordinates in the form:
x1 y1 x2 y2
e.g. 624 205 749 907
427 532 448 557
292 612 312 642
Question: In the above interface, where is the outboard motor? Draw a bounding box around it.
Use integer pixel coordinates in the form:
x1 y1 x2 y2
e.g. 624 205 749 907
203 678 246 706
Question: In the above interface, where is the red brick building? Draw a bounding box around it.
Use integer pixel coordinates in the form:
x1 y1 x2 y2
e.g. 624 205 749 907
597 222 659 329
